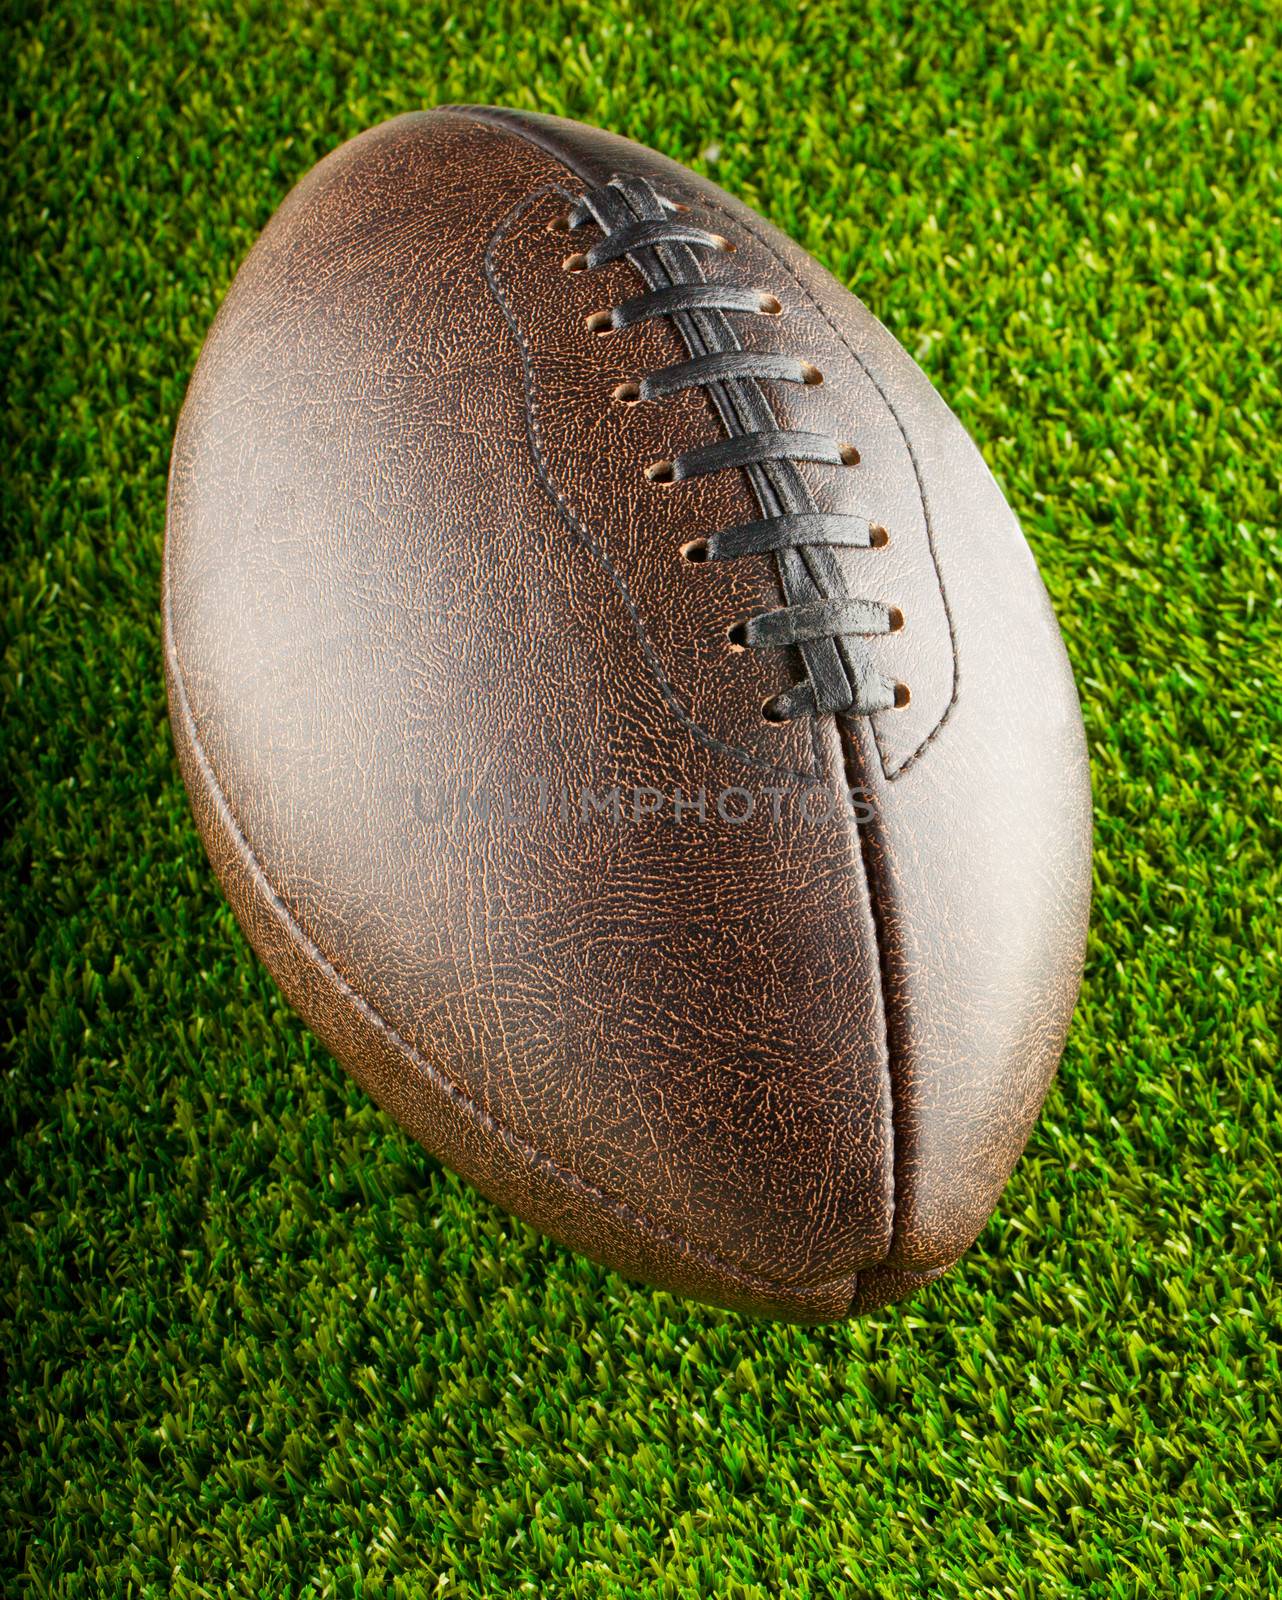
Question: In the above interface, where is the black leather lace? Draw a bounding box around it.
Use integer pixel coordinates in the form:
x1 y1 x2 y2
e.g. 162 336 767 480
566 177 902 721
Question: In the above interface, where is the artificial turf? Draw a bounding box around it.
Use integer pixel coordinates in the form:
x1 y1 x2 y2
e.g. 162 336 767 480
3 0 1280 1594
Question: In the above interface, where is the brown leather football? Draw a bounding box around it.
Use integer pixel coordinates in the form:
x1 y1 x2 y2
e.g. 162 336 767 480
164 108 1092 1322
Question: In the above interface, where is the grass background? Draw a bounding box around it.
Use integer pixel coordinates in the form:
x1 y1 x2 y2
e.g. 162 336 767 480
3 0 1280 1594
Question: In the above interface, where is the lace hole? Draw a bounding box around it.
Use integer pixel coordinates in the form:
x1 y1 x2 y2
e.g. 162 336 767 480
726 619 749 651
839 443 860 466
887 606 905 633
893 683 911 708
761 697 787 725
563 252 589 273
680 538 708 563
869 525 890 549
547 213 572 233
800 363 824 387
758 294 783 316
585 310 615 335
612 382 642 405
645 460 676 485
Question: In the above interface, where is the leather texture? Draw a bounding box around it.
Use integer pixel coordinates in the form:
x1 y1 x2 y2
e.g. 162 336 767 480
164 107 1092 1322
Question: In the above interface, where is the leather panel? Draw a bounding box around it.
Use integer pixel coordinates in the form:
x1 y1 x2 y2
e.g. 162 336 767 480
166 109 899 1304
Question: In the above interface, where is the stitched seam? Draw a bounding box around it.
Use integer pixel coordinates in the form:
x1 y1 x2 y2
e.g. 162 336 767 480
839 717 899 1266
693 194 962 780
485 182 820 786
459 103 837 778
164 599 857 1304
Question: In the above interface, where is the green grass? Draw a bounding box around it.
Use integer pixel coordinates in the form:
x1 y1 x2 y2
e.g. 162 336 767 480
3 0 1280 1594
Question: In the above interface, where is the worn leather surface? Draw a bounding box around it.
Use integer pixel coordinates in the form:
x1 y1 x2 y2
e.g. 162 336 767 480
164 107 1092 1321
